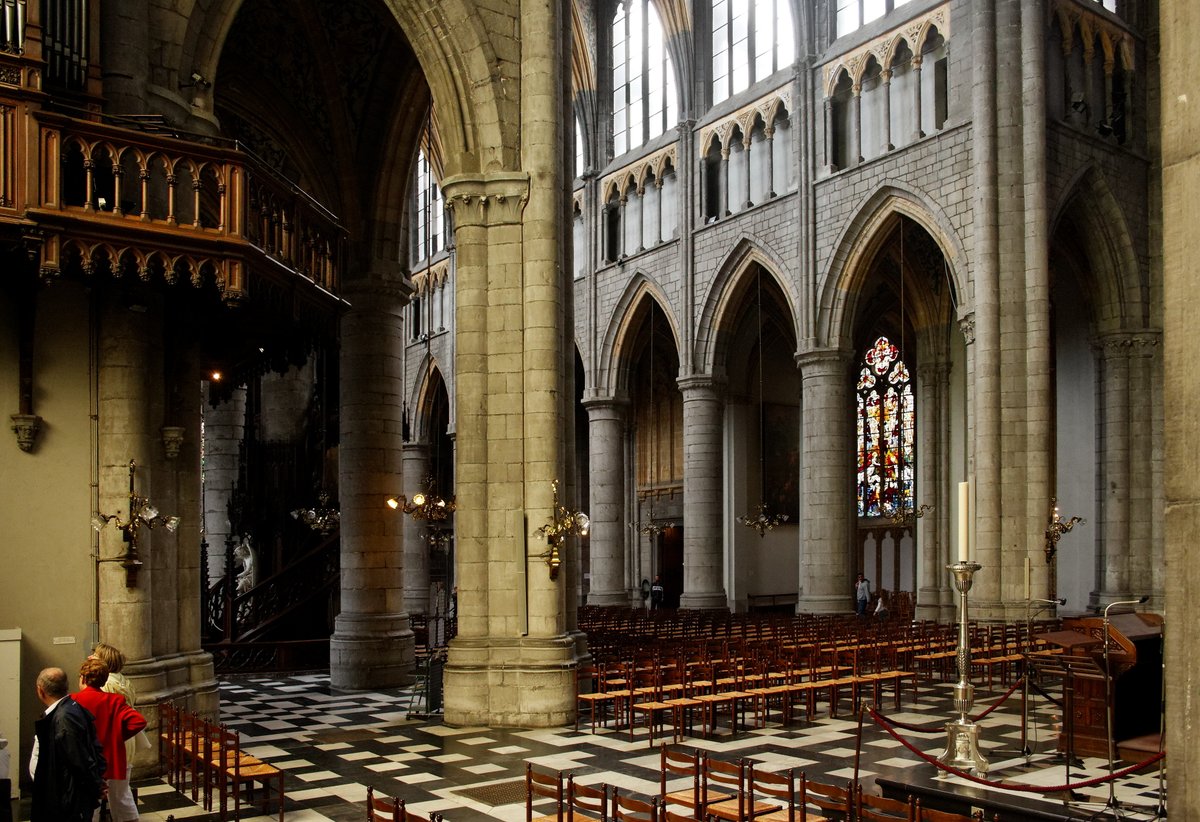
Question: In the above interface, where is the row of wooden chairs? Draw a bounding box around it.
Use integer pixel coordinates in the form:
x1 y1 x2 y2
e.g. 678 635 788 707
158 702 285 821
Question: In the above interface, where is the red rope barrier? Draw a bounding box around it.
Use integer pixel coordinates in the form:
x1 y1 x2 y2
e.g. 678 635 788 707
876 677 1025 734
867 705 1165 793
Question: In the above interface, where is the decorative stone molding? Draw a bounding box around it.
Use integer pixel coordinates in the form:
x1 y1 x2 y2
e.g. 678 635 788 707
698 86 792 155
600 142 678 202
821 3 951 97
410 258 451 296
161 426 185 459
441 172 531 228
1051 0 1134 70
10 413 42 452
958 315 975 345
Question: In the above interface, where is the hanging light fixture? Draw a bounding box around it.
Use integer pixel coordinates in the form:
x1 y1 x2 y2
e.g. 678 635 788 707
635 305 675 543
737 270 789 537
293 346 341 535
884 218 932 528
534 479 590 580
93 459 181 587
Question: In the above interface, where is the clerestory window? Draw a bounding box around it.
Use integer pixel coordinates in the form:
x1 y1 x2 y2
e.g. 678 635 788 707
612 0 679 156
712 0 795 104
836 0 914 39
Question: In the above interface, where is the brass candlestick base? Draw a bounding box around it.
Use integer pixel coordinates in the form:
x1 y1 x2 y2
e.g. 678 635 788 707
937 561 989 776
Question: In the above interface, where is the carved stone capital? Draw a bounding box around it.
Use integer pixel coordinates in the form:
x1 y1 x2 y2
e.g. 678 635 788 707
441 172 531 228
11 413 42 452
958 314 976 345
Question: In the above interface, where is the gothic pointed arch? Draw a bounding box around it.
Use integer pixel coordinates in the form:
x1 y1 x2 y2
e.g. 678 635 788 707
696 237 796 376
600 274 682 397
1050 164 1144 333
818 185 966 346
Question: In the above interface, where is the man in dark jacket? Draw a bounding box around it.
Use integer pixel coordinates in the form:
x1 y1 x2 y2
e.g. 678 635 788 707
29 667 105 822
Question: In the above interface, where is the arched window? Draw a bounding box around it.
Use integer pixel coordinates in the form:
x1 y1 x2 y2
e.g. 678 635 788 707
836 0 914 39
412 149 443 265
712 0 795 104
612 0 678 156
575 118 585 178
856 336 914 517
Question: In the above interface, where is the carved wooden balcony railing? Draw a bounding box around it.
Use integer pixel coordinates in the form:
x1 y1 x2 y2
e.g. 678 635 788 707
0 76 346 329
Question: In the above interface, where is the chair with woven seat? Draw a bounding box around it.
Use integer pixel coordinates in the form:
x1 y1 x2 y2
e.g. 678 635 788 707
699 756 745 821
566 776 607 821
660 746 707 817
366 788 443 822
914 800 986 821
802 777 852 822
526 763 564 822
211 723 285 822
707 763 799 822
630 669 676 746
611 788 658 822
855 784 914 821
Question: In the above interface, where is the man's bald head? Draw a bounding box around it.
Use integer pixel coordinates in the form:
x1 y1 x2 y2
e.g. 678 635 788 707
36 667 68 704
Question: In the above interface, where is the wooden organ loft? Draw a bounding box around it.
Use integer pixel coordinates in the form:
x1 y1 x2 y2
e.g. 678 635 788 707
0 1 349 671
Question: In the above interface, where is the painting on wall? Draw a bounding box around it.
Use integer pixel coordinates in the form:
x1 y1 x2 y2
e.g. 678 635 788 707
763 402 800 521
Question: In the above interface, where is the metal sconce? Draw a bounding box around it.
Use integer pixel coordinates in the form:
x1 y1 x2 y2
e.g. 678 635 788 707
1044 497 1083 562
386 476 456 524
534 479 590 580
291 488 341 535
92 459 181 587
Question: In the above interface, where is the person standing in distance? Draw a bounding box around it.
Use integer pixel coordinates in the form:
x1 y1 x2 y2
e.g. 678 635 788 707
650 575 665 610
73 659 147 822
854 572 871 616
29 667 106 822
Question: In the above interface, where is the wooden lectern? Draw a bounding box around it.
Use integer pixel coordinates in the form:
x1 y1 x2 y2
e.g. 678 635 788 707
1039 613 1163 759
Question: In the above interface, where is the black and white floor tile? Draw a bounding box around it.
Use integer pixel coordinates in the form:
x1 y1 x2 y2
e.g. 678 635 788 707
29 673 1165 821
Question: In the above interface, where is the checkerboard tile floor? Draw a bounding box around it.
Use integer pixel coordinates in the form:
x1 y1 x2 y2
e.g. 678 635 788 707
51 672 1165 821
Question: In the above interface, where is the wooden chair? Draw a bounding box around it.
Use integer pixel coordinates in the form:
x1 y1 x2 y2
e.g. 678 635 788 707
630 669 676 746
660 746 704 817
913 800 985 822
368 788 435 822
708 763 797 822
565 776 607 821
211 723 285 822
699 756 745 821
526 763 564 822
855 784 914 821
802 777 853 822
158 702 179 788
611 788 658 822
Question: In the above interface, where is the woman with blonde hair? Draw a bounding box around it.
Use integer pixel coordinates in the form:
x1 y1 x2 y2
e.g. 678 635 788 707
89 644 149 789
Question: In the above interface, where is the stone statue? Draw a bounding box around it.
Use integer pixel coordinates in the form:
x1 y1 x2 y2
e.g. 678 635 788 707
234 535 258 595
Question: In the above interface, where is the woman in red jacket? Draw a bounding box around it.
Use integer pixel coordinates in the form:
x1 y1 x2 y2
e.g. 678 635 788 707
74 658 147 822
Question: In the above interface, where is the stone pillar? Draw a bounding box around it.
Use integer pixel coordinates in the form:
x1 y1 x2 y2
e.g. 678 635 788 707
401 441 432 614
1095 335 1131 606
741 134 752 209
881 69 893 152
585 398 629 605
677 376 726 609
796 348 853 613
911 56 924 140
764 125 776 198
1127 335 1158 600
618 194 628 258
1162 3 1200 807
915 362 949 620
653 177 664 246
720 146 731 216
635 187 645 252
330 281 413 690
201 387 245 587
823 97 837 171
851 83 863 164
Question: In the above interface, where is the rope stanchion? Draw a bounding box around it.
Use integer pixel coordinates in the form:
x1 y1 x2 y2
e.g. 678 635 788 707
875 676 1025 734
867 705 1165 793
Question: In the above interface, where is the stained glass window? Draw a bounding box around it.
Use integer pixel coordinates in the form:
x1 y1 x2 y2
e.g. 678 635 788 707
856 336 914 517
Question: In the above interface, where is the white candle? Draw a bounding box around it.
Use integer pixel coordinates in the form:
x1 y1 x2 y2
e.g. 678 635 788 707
957 481 970 562
1024 556 1031 601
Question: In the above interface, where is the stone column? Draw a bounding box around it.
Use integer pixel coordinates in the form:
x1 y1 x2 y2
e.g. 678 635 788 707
330 281 413 690
585 398 629 605
401 441 431 614
881 69 893 152
1127 335 1158 600
619 194 629 257
823 97 837 171
764 125 776 198
796 348 853 612
720 145 731 216
653 178 664 246
1095 334 1131 606
911 56 924 140
915 362 949 620
201 387 245 587
741 134 753 209
851 83 863 164
678 376 726 609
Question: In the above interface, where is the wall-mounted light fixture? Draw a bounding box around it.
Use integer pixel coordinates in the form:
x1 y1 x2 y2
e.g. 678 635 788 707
93 460 181 587
386 476 456 523
533 479 589 580
180 72 211 90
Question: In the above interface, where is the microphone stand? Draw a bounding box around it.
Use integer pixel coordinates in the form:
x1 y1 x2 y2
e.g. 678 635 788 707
1089 596 1149 821
1022 597 1066 763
